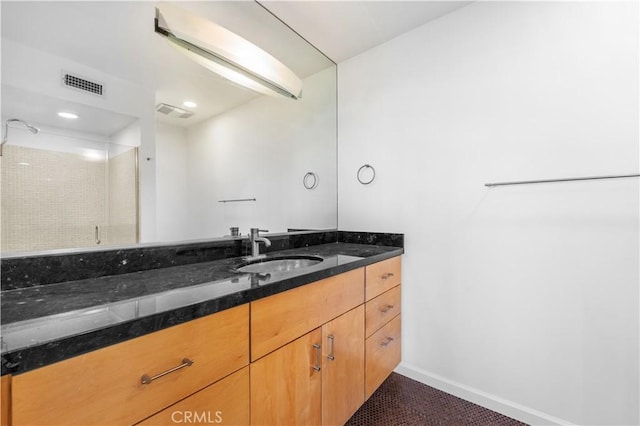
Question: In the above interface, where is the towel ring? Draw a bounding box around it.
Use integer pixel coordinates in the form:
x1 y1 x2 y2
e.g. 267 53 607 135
357 164 376 185
303 172 319 189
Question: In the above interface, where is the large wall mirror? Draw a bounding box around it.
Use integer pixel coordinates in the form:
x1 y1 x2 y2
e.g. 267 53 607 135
1 1 337 254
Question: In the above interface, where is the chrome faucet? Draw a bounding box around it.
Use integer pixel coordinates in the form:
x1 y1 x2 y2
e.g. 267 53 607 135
248 228 271 258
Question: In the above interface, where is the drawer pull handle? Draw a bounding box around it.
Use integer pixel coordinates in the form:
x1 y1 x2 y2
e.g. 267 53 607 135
380 337 394 347
381 272 395 280
141 358 194 385
327 335 335 361
312 343 322 371
380 304 395 314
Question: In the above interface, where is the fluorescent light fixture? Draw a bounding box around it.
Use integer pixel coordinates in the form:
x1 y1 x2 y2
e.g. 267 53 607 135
155 3 302 100
183 100 197 108
58 112 78 119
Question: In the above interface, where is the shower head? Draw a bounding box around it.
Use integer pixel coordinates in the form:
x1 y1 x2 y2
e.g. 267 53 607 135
7 118 39 135
1 118 40 156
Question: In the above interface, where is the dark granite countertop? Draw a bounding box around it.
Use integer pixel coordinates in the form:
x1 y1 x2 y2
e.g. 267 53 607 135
1 242 403 375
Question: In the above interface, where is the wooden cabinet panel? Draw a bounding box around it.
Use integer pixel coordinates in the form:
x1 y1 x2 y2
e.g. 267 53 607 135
1 375 9 426
365 314 401 399
137 367 249 426
251 268 364 361
365 285 401 338
12 304 249 426
250 329 322 426
322 306 365 426
365 256 401 301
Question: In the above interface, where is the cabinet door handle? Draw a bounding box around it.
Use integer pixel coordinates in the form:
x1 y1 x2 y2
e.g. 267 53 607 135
327 335 335 361
381 272 395 280
380 304 394 314
380 337 394 347
140 358 194 385
312 343 321 371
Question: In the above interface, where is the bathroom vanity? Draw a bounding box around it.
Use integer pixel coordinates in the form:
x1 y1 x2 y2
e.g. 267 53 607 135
0 233 403 426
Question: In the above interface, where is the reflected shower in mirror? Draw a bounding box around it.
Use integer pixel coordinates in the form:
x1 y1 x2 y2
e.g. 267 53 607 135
1 1 337 254
0 88 140 253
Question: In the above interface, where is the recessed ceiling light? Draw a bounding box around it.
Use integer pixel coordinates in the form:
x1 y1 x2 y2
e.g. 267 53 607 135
183 101 197 109
58 112 79 119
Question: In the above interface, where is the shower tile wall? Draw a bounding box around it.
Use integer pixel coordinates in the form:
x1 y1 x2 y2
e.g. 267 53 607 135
1 145 137 253
107 149 137 246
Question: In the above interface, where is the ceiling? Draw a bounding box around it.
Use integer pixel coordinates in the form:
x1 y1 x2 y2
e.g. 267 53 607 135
1 1 471 134
260 1 472 64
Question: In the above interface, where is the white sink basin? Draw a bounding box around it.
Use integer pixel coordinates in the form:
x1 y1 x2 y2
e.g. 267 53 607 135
235 256 323 274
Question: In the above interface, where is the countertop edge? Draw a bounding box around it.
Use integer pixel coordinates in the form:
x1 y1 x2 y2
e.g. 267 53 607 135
1 246 403 375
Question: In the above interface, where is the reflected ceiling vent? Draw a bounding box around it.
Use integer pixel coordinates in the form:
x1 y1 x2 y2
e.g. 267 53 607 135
155 103 194 119
62 72 104 97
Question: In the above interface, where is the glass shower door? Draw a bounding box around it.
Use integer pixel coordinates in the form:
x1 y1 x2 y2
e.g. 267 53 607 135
0 136 138 253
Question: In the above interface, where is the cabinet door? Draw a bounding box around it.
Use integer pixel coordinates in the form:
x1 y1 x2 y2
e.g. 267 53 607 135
1 375 9 426
137 367 249 426
322 305 365 426
251 329 322 426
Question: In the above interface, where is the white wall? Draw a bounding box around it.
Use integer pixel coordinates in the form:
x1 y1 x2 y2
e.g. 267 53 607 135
155 122 189 242
110 119 141 155
338 2 639 425
185 68 337 239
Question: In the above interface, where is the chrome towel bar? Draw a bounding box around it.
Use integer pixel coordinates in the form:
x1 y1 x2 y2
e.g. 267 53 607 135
218 198 257 203
485 174 640 187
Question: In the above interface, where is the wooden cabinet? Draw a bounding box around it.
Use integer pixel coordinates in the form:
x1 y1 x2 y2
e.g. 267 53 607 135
364 257 402 400
250 306 365 426
365 285 401 338
12 304 249 426
321 305 365 426
365 311 401 400
365 256 401 301
138 367 250 426
1 375 9 426
251 268 364 361
250 329 323 426
250 267 367 426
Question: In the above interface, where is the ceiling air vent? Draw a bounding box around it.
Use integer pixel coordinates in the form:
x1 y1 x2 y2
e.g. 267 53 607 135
62 72 104 96
155 103 194 119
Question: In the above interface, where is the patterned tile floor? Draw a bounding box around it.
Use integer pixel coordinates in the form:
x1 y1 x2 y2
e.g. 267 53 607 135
346 373 528 426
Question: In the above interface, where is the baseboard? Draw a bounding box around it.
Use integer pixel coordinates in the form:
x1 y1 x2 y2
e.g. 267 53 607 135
394 363 575 426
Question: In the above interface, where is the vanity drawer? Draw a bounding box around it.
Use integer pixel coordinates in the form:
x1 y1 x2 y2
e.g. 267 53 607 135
251 268 364 361
365 314 401 399
12 304 249 426
365 285 401 338
137 366 250 426
365 256 401 301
